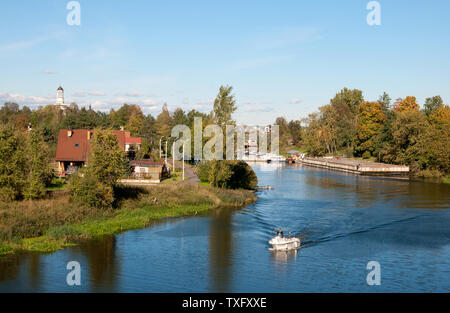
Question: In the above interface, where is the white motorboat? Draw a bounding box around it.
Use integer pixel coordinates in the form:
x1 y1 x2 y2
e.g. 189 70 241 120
269 232 301 251
259 153 286 163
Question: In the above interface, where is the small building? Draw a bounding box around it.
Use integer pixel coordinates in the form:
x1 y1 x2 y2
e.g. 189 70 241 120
129 160 169 182
55 129 142 175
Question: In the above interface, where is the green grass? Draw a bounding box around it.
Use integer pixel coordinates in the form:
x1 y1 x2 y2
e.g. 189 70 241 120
443 177 450 184
161 172 184 184
0 242 14 256
46 177 68 191
0 185 256 256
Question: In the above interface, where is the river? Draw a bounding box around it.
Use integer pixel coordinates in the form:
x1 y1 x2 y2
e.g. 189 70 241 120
1 163 449 292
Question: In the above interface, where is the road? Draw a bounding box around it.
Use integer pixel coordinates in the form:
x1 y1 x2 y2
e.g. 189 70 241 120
168 159 200 186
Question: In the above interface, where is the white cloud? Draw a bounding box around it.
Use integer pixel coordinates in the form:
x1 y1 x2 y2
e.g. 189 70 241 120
88 91 106 96
0 92 53 106
142 105 159 112
89 100 110 108
289 99 302 104
142 98 157 105
245 105 274 113
124 91 144 97
112 97 130 104
73 91 87 97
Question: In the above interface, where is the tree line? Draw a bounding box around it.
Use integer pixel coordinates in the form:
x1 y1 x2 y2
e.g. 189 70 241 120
274 88 449 178
0 85 258 204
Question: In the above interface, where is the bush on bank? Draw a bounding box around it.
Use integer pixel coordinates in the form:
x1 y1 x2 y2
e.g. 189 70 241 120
197 160 258 190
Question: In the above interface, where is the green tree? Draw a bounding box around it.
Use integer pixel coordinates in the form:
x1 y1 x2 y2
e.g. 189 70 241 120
23 128 53 199
88 130 130 186
135 138 153 160
382 110 428 171
423 95 443 117
213 85 237 127
330 88 364 151
318 104 339 154
288 120 302 145
198 160 258 190
378 92 392 114
69 129 129 208
125 107 145 136
172 108 188 126
423 105 450 173
355 101 386 157
226 161 258 190
301 113 328 156
275 117 290 149
138 114 157 144
0 127 26 201
155 103 173 139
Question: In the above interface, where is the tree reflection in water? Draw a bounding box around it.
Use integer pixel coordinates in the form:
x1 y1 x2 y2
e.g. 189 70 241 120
209 207 233 292
82 236 119 292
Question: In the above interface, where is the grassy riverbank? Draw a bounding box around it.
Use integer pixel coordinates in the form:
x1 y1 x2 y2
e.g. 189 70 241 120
0 185 256 257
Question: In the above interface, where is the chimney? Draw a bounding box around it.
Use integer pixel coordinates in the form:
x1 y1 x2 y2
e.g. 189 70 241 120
67 130 73 137
120 126 124 131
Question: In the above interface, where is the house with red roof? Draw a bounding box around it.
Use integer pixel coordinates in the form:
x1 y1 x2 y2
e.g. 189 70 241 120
55 129 142 174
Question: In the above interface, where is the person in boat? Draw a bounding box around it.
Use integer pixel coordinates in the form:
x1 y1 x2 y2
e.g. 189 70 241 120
277 228 284 237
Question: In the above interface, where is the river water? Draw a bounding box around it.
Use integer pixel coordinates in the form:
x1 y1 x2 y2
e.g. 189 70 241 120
1 163 449 292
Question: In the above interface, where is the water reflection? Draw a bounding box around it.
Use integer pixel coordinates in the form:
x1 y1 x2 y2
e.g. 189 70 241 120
209 208 233 292
80 237 120 292
28 254 41 289
0 255 21 282
270 249 298 264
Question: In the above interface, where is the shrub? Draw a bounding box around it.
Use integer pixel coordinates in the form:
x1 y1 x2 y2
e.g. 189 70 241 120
362 151 371 159
227 161 258 190
68 172 114 209
196 160 258 190
197 161 210 182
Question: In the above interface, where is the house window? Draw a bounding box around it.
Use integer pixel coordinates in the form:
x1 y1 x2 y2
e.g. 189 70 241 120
75 143 79 147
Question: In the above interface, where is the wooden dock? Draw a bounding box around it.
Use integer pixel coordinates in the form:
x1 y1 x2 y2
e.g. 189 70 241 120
298 157 409 176
256 185 274 191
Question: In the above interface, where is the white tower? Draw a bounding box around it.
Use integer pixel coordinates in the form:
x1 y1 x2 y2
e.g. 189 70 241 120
56 86 65 107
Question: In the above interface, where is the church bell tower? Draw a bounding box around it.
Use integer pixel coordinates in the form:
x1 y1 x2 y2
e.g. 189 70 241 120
56 86 64 106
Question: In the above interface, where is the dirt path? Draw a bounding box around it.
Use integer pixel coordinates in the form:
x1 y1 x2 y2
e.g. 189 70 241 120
168 159 200 186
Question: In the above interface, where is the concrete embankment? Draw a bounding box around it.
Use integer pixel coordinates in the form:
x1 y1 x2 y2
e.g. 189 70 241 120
298 157 409 176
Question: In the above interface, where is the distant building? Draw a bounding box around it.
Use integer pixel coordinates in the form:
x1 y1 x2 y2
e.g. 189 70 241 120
55 129 142 174
55 86 66 110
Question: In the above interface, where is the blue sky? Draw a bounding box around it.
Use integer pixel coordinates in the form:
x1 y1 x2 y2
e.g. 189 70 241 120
1 0 449 124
